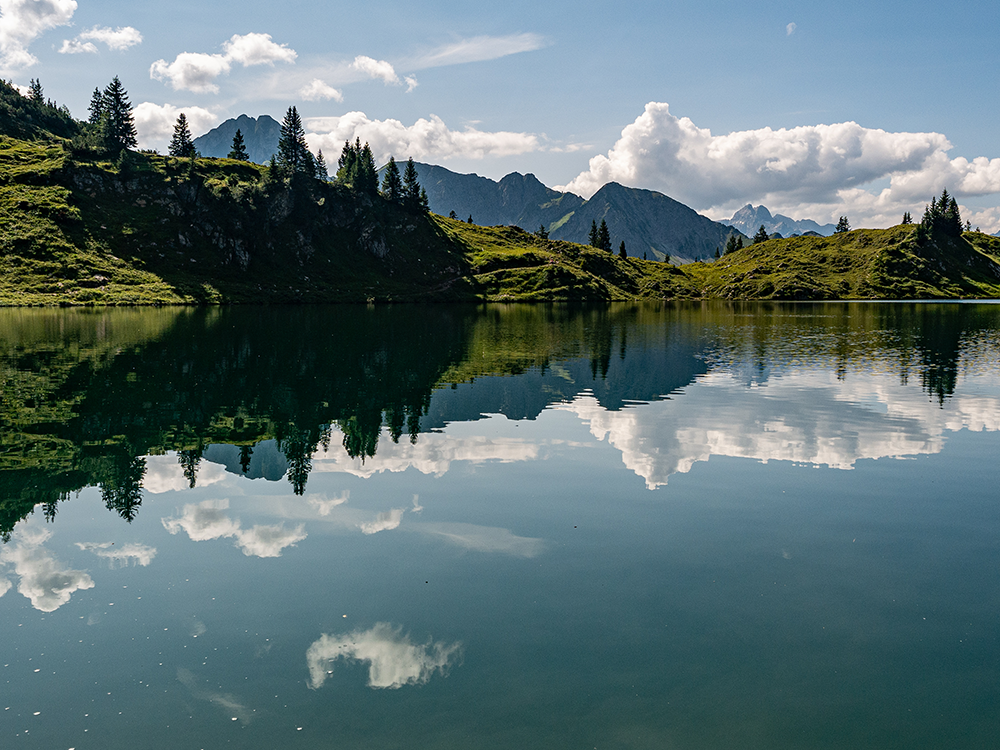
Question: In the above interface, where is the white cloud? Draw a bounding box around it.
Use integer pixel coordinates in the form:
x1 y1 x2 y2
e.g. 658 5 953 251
560 102 1000 229
177 668 253 723
299 78 343 102
58 38 94 54
0 0 76 70
162 498 306 558
150 32 295 93
413 523 545 557
786 22 797 36
221 32 295 66
306 623 461 690
141 452 228 492
351 55 400 85
77 542 157 567
359 508 405 535
307 491 349 516
0 575 11 597
410 33 546 69
304 111 540 164
0 527 94 612
133 102 219 149
61 25 141 54
404 75 418 93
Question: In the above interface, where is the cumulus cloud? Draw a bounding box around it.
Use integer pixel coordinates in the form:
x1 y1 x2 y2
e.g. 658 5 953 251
351 55 400 85
162 499 305 558
0 575 11 597
0 528 94 612
150 32 295 93
306 623 461 690
299 78 343 102
133 102 219 149
307 491 349 516
359 508 405 535
0 0 77 70
304 111 539 164
76 542 157 567
61 25 141 54
560 102 1000 230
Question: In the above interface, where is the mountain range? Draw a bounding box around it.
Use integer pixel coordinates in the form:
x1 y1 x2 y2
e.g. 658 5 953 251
723 204 836 238
193 114 281 164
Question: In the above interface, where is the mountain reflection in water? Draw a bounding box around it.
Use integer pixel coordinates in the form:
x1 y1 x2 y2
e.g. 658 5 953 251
1 301 998 536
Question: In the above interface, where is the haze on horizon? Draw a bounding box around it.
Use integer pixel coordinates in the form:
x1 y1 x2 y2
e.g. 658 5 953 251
2 0 999 231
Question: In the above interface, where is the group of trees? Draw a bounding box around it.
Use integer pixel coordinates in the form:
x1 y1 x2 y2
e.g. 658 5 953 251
85 75 137 153
588 219 613 251
917 188 963 240
379 154 428 211
725 234 745 254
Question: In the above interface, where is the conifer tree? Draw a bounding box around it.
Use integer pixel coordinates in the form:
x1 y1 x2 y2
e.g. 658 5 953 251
102 76 137 151
467 215 473 224
402 157 421 210
277 106 312 175
315 149 329 180
88 86 105 124
753 225 770 243
901 211 912 225
228 128 249 160
168 113 196 157
419 187 430 213
449 210 458 219
619 241 627 259
589 220 599 247
597 219 612 251
835 216 850 233
536 224 549 239
381 156 403 202
27 78 43 103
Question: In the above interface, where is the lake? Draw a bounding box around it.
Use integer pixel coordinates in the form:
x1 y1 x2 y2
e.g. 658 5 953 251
1 302 998 749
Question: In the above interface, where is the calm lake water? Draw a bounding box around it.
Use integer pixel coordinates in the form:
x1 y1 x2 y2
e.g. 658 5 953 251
1 302 998 749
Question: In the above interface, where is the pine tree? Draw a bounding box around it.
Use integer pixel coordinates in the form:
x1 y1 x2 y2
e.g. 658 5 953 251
419 187 430 213
619 241 627 259
449 210 458 219
714 247 721 259
88 86 105 124
402 157 421 210
835 216 850 233
168 113 196 157
536 224 549 239
228 128 249 160
27 78 43 104
588 220 599 247
467 215 473 224
381 156 403 202
102 76 137 151
753 225 770 243
901 211 912 225
315 149 328 180
597 219 612 251
277 105 312 175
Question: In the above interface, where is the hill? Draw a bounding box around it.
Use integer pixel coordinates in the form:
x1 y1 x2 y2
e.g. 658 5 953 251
192 114 282 164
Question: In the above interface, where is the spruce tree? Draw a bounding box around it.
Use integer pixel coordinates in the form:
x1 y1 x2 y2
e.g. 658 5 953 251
597 219 611 251
449 210 458 219
834 216 850 233
419 187 430 213
228 128 249 160
901 211 912 225
402 157 421 210
467 215 473 224
619 241 627 259
753 225 769 243
536 224 549 239
315 149 329 180
588 220 599 247
88 86 105 124
381 156 403 202
102 76 137 152
27 78 43 104
357 142 378 193
277 105 312 175
168 113 196 157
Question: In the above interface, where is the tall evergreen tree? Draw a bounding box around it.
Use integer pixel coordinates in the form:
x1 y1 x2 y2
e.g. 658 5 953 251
752 225 770 243
597 219 612 251
102 76 137 151
168 113 196 157
901 211 912 225
619 241 627 259
381 156 403 201
315 149 329 180
589 220 599 247
227 128 249 160
357 142 378 193
536 224 549 239
27 78 43 104
277 105 313 175
402 157 421 210
87 86 105 124
835 216 850 233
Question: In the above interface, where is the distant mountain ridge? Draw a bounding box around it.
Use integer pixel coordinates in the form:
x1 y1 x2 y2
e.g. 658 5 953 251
724 204 836 238
193 115 281 164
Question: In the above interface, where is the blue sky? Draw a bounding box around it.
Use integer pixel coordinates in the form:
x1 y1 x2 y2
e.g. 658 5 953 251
3 0 1000 229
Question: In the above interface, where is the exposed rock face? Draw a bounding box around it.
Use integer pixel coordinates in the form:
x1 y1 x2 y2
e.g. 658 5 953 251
193 115 282 164
724 204 836 238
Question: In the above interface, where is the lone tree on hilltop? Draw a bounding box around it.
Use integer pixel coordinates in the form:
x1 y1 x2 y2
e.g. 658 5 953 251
277 106 314 176
835 216 851 233
597 219 612 251
536 224 549 239
752 225 769 243
102 76 137 152
381 156 403 202
228 128 249 160
169 113 196 157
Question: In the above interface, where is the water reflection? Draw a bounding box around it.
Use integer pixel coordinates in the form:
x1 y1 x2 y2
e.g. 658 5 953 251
2 302 1000 536
0 527 94 611
306 623 462 690
161 498 307 557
